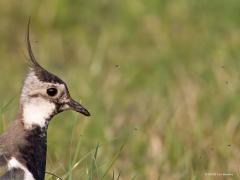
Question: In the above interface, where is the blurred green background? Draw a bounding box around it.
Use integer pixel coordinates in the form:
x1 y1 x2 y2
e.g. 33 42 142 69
0 0 240 179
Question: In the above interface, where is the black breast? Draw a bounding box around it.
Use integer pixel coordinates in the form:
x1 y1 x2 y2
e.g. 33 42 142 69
19 126 47 180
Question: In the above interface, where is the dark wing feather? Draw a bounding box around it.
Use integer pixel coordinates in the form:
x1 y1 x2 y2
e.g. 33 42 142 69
0 168 25 180
0 148 9 179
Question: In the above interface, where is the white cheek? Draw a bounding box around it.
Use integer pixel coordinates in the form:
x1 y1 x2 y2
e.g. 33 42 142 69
23 97 55 129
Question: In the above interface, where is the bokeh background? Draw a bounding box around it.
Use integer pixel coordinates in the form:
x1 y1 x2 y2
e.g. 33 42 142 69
0 0 240 179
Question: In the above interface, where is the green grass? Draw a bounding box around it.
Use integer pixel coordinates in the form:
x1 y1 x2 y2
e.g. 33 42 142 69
0 0 240 179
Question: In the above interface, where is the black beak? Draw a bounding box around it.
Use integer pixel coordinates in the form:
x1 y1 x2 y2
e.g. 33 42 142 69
67 99 91 116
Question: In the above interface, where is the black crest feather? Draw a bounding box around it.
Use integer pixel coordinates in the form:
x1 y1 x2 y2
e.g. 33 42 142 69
26 18 65 84
26 18 41 69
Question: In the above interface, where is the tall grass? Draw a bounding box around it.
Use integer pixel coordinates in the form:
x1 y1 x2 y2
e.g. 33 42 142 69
0 0 240 179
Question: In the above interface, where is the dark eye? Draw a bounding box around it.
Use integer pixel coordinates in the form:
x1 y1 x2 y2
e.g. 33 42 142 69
47 88 58 97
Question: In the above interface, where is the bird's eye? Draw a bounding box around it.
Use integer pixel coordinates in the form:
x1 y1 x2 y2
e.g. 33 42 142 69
47 88 58 97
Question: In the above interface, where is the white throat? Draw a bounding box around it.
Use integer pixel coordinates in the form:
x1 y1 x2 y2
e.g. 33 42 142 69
23 97 55 129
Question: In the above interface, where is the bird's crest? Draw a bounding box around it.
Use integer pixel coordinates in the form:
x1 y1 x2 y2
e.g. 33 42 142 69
26 18 42 70
26 19 64 84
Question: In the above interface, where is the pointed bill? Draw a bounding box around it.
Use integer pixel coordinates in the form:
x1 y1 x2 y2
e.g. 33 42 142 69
66 99 91 116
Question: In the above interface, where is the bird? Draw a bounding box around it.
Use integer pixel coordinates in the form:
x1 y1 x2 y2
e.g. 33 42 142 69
0 20 90 180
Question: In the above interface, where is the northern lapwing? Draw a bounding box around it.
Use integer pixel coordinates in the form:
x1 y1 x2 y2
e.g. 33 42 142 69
0 21 90 180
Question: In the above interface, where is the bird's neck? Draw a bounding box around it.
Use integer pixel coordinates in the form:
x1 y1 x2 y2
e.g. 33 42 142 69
14 104 52 180
3 99 56 179
2 118 48 180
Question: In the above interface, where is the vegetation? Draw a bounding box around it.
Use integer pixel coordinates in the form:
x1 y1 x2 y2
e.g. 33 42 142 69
0 0 240 179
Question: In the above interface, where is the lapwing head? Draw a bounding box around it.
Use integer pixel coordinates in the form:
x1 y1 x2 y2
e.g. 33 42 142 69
20 21 90 129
